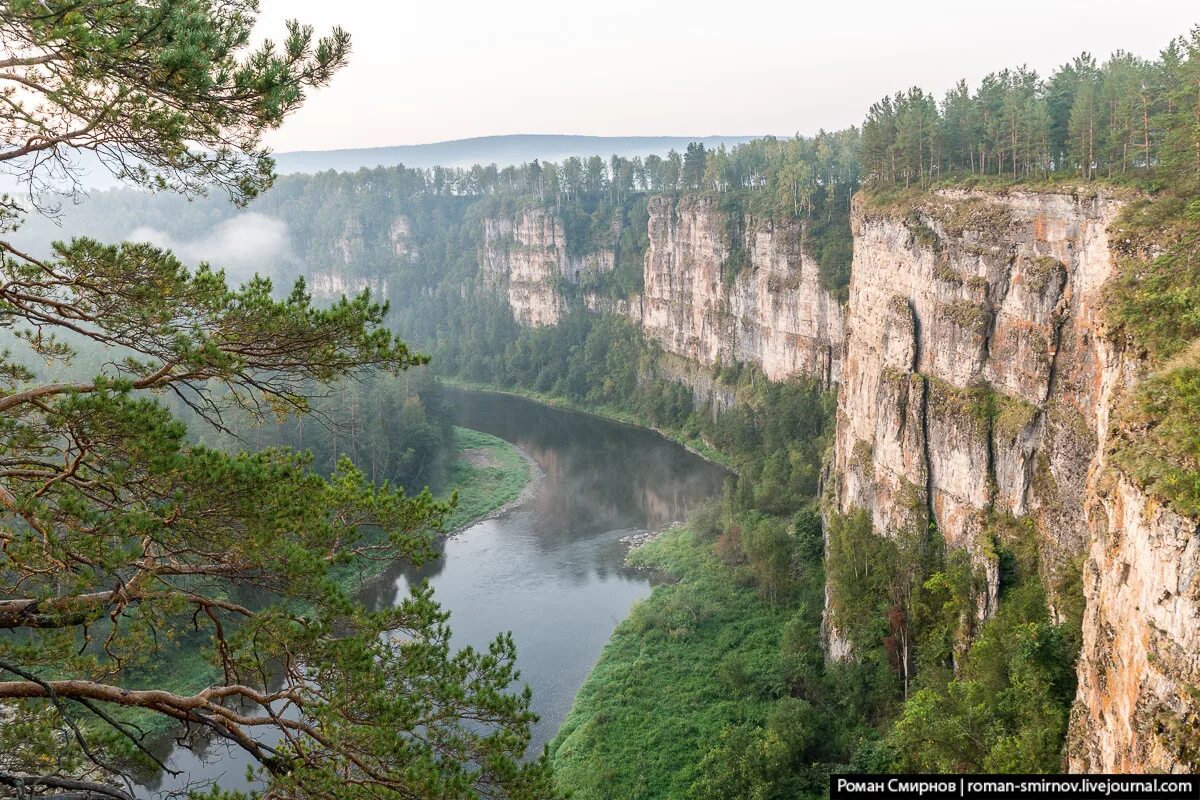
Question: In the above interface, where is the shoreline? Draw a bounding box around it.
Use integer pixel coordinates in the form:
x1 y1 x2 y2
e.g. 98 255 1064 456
441 378 736 472
137 427 537 745
446 440 544 536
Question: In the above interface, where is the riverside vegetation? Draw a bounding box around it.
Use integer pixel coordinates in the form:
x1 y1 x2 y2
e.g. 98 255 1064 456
0 3 555 798
3 5 1200 798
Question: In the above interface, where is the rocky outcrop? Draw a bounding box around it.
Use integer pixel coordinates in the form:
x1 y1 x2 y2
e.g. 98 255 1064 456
484 196 844 388
309 271 388 302
481 208 616 327
389 216 418 260
835 190 1120 578
831 187 1199 773
309 214 414 302
1071 473 1200 772
640 195 843 385
481 211 566 327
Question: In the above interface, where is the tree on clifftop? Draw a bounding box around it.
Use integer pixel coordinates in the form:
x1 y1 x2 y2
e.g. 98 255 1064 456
0 2 555 798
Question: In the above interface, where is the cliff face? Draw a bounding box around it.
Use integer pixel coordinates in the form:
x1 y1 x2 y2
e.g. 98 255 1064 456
484 197 844 387
309 213 414 302
477 190 1199 772
832 188 1198 773
481 208 614 327
835 190 1119 598
309 271 389 301
640 195 843 385
1072 474 1200 772
481 210 566 326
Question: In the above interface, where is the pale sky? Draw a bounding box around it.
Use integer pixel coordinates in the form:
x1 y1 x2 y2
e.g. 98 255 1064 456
255 0 1199 153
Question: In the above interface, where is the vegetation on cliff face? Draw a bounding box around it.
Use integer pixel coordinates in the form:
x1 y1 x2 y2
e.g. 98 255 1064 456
821 26 1200 780
826 511 1082 773
853 27 1200 521
5 3 1200 793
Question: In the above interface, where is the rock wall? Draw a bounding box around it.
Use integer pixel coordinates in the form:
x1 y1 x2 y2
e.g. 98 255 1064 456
484 196 844 388
832 187 1199 773
640 195 843 385
481 208 615 327
480 211 567 327
309 271 389 302
835 190 1119 587
309 213 413 302
1071 473 1200 772
476 190 1199 772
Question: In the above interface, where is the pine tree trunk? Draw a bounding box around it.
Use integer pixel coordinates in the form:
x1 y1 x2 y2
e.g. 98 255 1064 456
1144 97 1151 174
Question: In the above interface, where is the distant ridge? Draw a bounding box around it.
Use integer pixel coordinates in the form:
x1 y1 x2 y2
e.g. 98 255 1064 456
272 134 761 174
0 135 763 193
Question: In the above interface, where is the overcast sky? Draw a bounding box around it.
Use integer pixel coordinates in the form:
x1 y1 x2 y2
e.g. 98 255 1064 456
255 0 1199 152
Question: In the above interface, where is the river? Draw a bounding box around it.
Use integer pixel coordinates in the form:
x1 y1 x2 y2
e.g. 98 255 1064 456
135 388 728 796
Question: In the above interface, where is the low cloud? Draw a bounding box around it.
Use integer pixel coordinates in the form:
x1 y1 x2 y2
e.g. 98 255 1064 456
128 212 293 284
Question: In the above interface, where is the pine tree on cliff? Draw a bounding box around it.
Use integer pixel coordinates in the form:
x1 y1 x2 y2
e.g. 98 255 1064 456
0 2 555 798
682 142 707 190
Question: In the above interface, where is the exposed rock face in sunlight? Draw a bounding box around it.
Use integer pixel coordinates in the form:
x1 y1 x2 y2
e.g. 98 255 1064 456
830 189 1196 773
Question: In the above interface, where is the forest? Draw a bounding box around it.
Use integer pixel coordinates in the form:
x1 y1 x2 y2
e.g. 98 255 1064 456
3 4 1200 797
860 32 1200 186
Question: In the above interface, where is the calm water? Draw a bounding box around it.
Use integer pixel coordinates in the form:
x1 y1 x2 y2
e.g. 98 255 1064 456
136 389 727 795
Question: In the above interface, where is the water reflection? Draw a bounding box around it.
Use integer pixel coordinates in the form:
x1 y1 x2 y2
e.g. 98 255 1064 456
137 389 728 795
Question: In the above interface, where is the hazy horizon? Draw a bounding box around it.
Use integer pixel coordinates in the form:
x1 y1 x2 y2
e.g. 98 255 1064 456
273 133 761 156
253 0 1199 153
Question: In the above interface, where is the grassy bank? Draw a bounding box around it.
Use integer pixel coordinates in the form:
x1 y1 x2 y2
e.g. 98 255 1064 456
442 426 532 531
549 523 815 799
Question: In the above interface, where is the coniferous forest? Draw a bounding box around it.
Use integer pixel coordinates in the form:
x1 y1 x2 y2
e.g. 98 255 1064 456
1 4 1200 799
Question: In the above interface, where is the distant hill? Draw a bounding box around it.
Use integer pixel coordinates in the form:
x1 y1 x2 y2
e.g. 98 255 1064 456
272 134 761 174
0 135 762 194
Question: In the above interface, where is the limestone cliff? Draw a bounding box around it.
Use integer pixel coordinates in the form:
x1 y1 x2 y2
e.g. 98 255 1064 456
834 190 1119 603
640 195 843 385
1072 473 1200 772
481 208 614 327
477 189 1199 772
484 199 844 388
309 271 389 302
309 213 413 302
831 188 1198 773
483 196 844 388
481 210 566 327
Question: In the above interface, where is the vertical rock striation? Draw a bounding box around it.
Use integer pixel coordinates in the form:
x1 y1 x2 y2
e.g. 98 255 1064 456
1072 473 1200 772
639 195 843 385
483 196 844 387
832 187 1198 773
480 209 573 327
835 190 1120 586
475 190 1199 772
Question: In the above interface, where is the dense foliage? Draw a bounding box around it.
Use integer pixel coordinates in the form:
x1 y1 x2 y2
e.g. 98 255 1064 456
0 3 554 799
826 512 1082 773
6 8 1200 796
551 520 836 800
13 124 861 302
203 369 459 496
861 29 1200 186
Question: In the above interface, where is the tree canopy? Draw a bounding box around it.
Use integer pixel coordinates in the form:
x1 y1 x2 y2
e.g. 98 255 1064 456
860 30 1200 187
0 3 554 798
